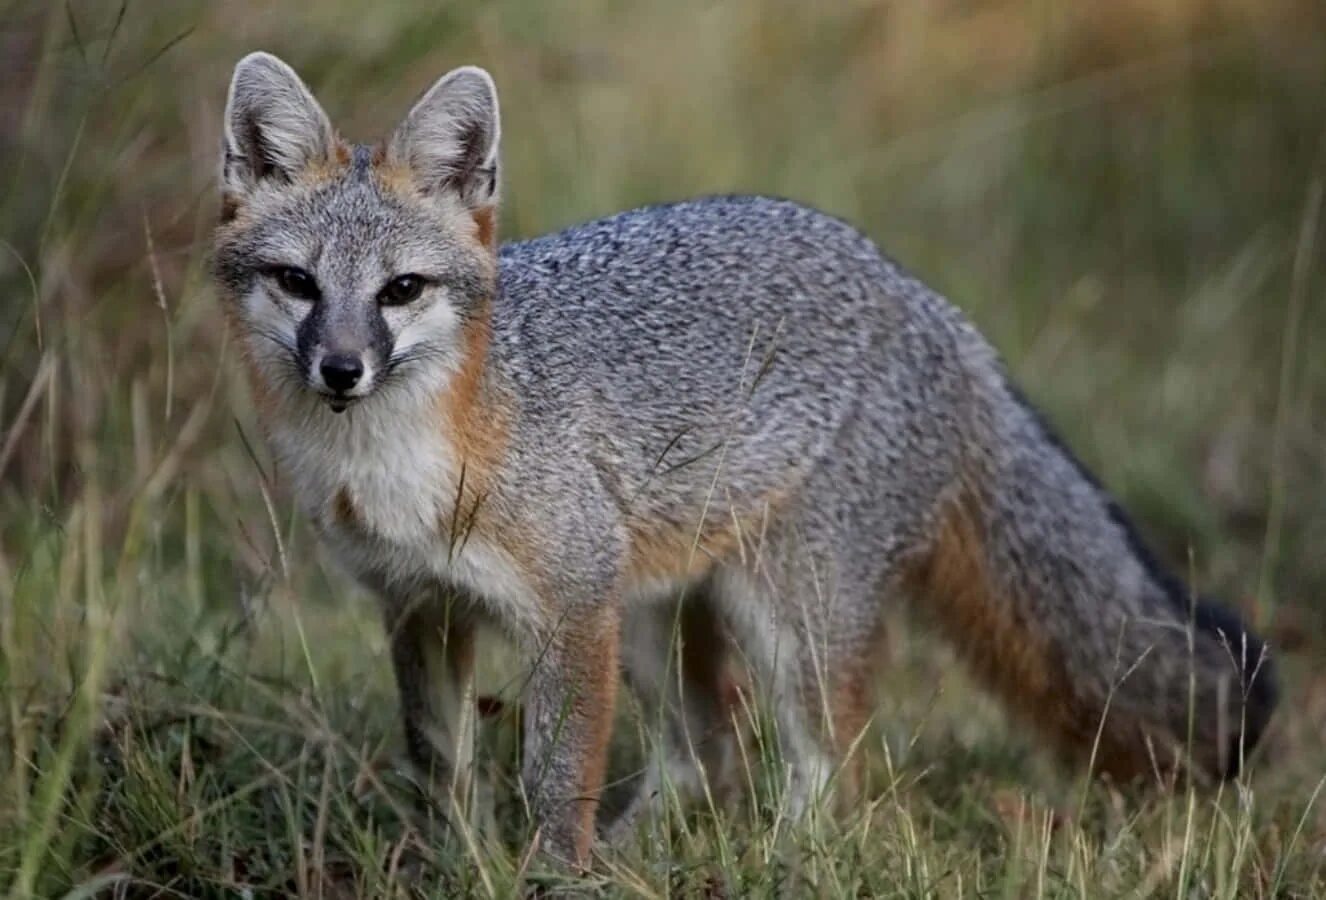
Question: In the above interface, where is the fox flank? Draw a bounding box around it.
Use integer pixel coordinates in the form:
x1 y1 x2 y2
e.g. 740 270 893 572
212 53 1278 869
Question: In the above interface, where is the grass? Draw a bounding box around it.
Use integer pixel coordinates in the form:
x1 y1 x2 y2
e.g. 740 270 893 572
3 0 1326 895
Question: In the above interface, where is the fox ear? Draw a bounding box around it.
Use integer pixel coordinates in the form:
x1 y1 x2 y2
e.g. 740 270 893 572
388 66 500 211
222 52 335 199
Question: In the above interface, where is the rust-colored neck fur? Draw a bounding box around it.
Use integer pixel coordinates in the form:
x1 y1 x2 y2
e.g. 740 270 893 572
438 305 508 501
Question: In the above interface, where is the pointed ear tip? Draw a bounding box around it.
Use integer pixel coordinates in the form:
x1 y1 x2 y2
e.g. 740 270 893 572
453 64 495 81
234 50 277 71
231 50 300 84
445 65 499 98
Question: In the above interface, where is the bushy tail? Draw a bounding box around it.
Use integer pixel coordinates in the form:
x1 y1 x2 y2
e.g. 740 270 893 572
911 363 1278 782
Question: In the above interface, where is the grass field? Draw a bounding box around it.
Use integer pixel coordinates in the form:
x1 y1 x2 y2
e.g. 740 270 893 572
3 0 1326 895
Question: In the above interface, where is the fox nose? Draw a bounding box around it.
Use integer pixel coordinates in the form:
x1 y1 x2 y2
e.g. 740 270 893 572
320 354 364 393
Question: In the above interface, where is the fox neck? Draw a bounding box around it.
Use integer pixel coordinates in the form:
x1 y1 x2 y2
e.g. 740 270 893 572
256 309 507 554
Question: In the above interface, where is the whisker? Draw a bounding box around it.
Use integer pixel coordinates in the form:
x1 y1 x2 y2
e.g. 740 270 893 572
248 325 298 355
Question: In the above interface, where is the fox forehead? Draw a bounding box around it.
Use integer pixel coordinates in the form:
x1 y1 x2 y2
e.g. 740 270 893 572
214 150 493 300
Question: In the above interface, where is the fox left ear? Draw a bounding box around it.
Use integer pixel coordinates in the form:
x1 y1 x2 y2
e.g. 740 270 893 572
389 66 501 215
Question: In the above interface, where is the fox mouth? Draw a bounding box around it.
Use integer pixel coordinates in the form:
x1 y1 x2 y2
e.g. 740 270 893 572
309 381 369 413
324 394 358 414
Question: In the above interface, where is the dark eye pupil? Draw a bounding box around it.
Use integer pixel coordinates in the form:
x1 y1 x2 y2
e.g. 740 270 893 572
381 275 423 305
276 267 318 300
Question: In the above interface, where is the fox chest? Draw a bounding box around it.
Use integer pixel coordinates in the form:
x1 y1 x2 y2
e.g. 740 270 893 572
294 435 453 572
271 423 502 588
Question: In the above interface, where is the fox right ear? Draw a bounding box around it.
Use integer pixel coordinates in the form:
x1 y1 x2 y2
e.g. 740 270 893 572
222 52 335 203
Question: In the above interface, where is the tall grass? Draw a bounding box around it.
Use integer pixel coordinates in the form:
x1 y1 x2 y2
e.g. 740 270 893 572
2 0 1324 895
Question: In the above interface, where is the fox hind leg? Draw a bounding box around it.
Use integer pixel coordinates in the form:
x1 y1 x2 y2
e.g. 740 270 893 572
608 581 743 843
712 555 886 822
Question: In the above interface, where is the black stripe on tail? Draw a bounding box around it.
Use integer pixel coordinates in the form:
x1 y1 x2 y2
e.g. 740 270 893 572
1003 378 1279 778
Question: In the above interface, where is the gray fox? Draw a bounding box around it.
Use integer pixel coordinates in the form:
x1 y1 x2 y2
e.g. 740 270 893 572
212 53 1278 867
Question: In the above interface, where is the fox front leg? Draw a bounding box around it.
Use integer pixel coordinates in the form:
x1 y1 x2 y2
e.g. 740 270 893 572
520 601 621 869
382 591 485 822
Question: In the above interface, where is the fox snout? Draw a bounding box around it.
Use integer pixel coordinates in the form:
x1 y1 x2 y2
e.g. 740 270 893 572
314 352 367 411
303 343 383 411
297 309 392 412
319 354 364 392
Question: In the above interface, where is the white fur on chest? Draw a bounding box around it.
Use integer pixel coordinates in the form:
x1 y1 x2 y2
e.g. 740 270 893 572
267 396 542 636
276 393 452 540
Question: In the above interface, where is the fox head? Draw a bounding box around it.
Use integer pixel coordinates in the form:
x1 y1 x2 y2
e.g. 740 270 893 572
212 53 500 413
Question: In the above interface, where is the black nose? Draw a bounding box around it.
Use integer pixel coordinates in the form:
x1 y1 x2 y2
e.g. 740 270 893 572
320 354 364 393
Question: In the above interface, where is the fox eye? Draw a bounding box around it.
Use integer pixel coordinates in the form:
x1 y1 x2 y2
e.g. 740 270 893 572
272 266 319 301
379 274 426 306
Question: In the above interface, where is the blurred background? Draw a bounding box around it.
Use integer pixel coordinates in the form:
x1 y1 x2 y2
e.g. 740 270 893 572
2 0 1324 894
